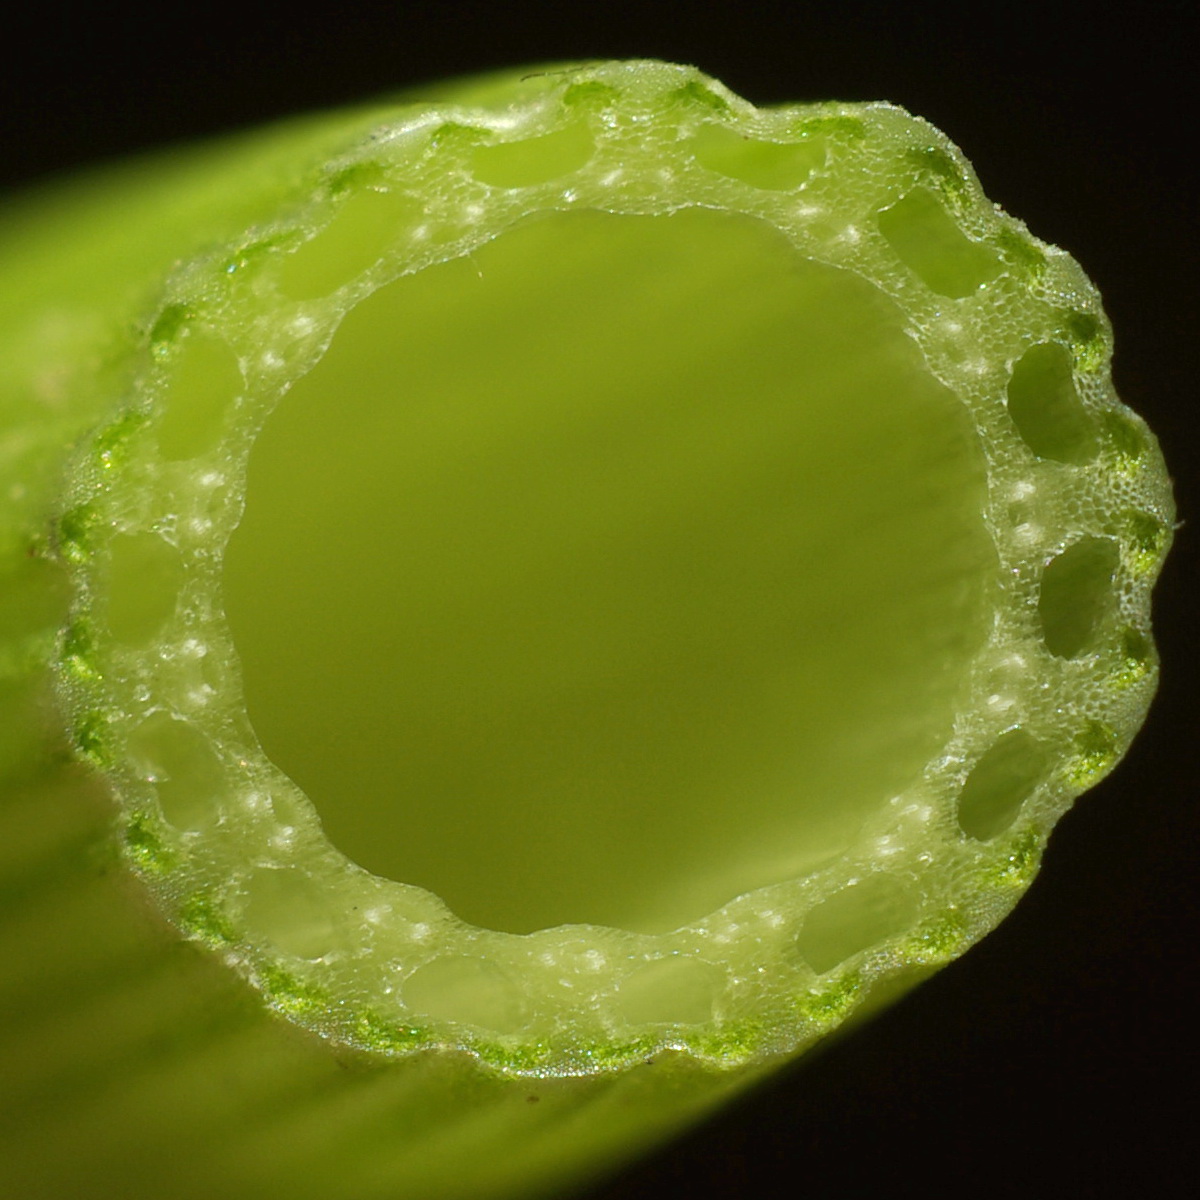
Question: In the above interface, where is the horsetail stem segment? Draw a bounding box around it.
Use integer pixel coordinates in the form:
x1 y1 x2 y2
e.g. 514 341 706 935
0 61 1173 1199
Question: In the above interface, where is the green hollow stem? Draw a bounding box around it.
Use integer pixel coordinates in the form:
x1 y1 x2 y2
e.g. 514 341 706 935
0 61 1173 1199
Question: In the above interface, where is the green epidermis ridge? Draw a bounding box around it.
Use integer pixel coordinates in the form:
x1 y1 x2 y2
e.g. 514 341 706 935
52 61 1173 1076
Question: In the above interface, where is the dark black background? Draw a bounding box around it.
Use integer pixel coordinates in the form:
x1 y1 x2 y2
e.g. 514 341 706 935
5 4 1197 1197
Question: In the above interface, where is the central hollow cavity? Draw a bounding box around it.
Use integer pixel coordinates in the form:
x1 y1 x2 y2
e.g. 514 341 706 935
223 208 993 935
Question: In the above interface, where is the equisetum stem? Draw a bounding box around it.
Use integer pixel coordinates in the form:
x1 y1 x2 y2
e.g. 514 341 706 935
0 61 1173 1199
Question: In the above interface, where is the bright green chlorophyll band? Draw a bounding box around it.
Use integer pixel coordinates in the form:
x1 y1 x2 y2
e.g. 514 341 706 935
0 60 1173 1198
